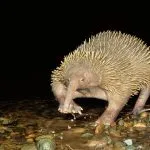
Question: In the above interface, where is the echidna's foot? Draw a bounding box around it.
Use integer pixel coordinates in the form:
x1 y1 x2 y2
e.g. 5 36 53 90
95 112 116 134
132 87 150 115
95 119 113 134
71 103 83 114
132 106 143 115
58 104 64 112
58 102 83 114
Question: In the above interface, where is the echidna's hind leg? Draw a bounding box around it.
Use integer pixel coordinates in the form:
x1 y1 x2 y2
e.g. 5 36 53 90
132 87 150 115
95 93 130 134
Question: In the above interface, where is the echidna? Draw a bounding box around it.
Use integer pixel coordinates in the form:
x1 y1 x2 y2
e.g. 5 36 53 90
51 30 150 133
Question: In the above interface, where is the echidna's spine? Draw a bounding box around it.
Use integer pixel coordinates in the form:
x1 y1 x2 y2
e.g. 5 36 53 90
51 31 150 95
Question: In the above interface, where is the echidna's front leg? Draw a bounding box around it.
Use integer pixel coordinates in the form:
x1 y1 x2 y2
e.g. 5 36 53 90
58 90 83 114
132 87 150 115
95 94 129 134
57 93 83 115
59 87 108 114
52 82 82 114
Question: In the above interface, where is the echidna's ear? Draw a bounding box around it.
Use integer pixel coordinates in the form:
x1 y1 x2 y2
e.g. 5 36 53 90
79 73 87 83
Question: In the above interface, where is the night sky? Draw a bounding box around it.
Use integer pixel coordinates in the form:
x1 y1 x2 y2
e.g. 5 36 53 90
0 2 150 100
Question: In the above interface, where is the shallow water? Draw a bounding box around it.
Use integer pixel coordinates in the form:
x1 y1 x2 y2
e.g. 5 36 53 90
0 97 150 149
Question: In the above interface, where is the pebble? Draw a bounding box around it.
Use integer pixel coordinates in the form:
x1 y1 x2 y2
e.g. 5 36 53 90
113 141 126 150
21 144 37 150
0 145 4 150
87 139 108 148
81 132 94 139
124 139 133 146
118 119 124 126
0 117 16 125
133 122 146 131
26 138 34 143
25 133 36 139
139 112 148 119
71 127 86 134
109 128 122 137
126 145 136 150
35 135 56 150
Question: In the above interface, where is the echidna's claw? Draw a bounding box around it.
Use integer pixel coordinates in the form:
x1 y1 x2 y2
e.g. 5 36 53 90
78 110 82 115
72 110 76 113
58 102 83 115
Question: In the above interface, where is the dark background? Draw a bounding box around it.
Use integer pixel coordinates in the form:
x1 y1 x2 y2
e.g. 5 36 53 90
0 2 150 100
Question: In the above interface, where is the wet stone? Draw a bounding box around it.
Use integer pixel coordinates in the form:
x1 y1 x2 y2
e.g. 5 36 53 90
70 127 87 134
12 126 25 133
118 119 124 126
26 138 34 143
81 132 94 139
139 112 148 119
25 133 36 139
21 144 37 150
133 122 147 131
138 130 146 136
113 141 126 150
87 140 108 149
128 127 134 132
25 127 36 135
35 135 56 150
10 132 26 144
0 145 4 150
125 145 136 150
0 134 7 144
0 117 17 125
108 128 122 137
120 131 127 137
127 132 138 138
0 126 7 134
0 99 149 149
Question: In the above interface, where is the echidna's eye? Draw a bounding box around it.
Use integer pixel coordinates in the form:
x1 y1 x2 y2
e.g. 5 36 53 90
80 78 84 82
64 78 70 86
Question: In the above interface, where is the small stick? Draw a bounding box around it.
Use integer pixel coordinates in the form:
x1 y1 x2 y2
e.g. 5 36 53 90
139 108 150 114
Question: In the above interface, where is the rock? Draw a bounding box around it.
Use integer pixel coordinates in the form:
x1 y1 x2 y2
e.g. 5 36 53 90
71 127 86 134
133 122 147 131
35 135 56 150
81 132 94 139
139 112 148 119
21 144 36 150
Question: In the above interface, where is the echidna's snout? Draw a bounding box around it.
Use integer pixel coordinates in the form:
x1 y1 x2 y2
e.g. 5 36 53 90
62 78 79 113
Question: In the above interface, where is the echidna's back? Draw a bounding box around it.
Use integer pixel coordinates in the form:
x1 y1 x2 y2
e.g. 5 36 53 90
51 30 150 96
79 31 150 65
